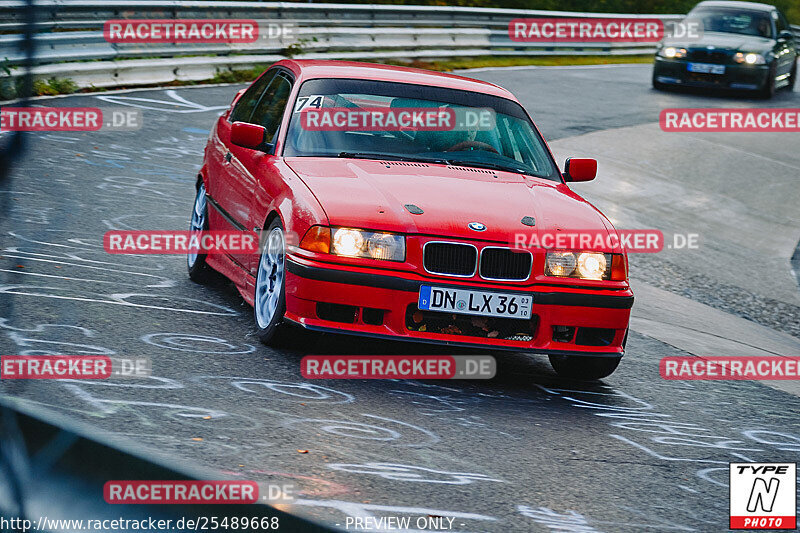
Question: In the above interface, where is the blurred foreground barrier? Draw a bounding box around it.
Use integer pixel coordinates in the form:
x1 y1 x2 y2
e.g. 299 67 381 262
0 397 332 531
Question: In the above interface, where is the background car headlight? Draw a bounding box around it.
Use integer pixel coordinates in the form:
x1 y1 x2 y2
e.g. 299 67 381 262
546 251 626 281
733 52 766 65
331 227 405 261
659 47 687 59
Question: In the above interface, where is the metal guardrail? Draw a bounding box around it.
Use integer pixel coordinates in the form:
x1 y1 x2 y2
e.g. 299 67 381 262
0 1 797 91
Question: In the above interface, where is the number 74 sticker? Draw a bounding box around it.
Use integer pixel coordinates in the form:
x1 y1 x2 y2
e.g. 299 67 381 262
294 95 326 113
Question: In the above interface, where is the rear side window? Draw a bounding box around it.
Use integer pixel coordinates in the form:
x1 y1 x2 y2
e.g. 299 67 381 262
250 72 293 142
229 71 275 124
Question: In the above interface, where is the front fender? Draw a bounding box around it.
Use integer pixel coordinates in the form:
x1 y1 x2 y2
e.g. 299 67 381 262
255 158 329 250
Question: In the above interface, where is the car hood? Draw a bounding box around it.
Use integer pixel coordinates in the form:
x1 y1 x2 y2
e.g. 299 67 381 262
285 157 612 242
663 31 773 52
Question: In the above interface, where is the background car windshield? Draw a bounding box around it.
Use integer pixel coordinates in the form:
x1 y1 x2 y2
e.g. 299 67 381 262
284 78 559 180
688 8 774 38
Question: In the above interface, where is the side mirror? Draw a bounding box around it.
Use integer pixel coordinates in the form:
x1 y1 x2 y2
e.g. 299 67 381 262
563 158 597 182
230 122 273 153
778 30 793 41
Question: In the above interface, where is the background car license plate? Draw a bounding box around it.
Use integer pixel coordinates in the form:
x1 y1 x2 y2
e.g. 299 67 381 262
687 62 725 74
418 286 532 319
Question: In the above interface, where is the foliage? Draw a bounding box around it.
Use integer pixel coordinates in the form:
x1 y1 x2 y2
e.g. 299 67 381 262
341 0 798 22
33 77 78 96
211 66 271 84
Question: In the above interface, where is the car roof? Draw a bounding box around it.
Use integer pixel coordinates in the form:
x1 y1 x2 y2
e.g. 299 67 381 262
273 59 517 101
693 1 776 12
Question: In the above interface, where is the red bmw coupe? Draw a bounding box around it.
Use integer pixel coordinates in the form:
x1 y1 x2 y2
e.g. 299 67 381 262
190 59 633 380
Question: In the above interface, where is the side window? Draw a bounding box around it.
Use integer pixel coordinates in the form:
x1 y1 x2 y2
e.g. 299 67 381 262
775 11 788 34
229 71 275 124
250 72 293 142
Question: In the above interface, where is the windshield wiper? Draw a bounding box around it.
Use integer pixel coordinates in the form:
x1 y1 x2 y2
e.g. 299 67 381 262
338 152 449 165
444 159 531 175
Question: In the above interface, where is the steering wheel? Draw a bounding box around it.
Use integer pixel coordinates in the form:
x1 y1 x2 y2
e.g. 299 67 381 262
444 140 499 154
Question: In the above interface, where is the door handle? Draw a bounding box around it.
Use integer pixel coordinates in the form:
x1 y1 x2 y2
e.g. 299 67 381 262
224 151 232 163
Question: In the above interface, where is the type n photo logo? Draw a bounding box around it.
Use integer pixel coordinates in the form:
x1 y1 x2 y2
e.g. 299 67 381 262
730 463 796 529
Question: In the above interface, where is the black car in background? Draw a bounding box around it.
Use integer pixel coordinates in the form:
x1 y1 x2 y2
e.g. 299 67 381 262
653 0 797 98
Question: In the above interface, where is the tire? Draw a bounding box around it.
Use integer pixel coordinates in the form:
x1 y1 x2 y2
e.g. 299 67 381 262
549 354 622 381
787 61 797 92
253 218 288 345
759 63 777 99
652 71 668 91
652 80 668 91
187 183 214 283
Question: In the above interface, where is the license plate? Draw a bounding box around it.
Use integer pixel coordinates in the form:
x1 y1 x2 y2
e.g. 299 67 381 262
687 62 725 74
418 286 532 319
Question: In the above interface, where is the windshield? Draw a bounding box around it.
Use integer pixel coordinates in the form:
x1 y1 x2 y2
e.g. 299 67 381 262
687 7 774 38
283 78 560 180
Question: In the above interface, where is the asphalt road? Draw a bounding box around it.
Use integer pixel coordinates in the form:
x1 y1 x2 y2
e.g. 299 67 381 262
1 63 800 532
462 62 800 140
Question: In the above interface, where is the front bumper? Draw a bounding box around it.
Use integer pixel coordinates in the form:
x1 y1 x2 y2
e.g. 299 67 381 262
284 257 633 357
653 57 769 90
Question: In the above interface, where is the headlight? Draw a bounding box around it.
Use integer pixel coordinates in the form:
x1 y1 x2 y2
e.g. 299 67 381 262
659 47 687 59
545 251 626 281
576 252 607 280
545 251 576 277
733 52 766 65
331 227 405 261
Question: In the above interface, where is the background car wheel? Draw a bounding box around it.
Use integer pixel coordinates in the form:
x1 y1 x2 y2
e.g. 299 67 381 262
788 62 797 92
652 72 668 91
187 183 214 283
254 218 289 345
759 64 777 99
548 354 622 380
